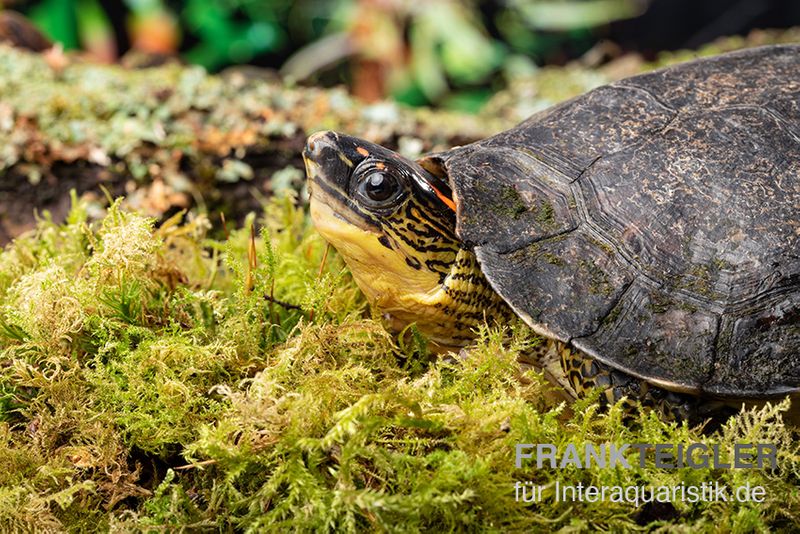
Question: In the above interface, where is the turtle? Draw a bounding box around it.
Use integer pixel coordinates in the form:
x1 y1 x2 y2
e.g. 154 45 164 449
302 45 800 421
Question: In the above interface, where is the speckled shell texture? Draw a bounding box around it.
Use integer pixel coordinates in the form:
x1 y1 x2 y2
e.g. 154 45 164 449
445 45 800 398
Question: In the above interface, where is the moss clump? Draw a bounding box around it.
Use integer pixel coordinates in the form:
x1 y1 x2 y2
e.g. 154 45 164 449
535 199 556 227
1 193 799 532
579 259 614 297
541 252 564 266
675 264 725 300
498 186 527 219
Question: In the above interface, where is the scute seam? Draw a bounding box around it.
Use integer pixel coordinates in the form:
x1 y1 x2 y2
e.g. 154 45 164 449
702 314 723 389
612 80 678 113
763 106 800 144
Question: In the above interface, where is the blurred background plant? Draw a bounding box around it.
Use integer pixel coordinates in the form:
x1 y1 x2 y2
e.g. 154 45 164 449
279 0 645 110
2 0 799 111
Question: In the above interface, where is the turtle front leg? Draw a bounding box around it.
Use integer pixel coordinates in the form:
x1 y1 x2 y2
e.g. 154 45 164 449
558 344 734 424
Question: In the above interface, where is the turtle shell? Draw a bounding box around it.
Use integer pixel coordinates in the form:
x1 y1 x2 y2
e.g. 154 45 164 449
436 45 800 398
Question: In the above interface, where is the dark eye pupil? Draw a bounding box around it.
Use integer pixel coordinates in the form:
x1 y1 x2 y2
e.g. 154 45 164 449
364 172 396 201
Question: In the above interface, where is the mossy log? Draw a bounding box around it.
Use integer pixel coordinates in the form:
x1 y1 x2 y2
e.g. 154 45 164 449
0 43 510 244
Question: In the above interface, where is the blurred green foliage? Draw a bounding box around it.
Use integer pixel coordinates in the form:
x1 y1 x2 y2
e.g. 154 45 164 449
9 0 643 109
180 0 288 67
26 0 76 48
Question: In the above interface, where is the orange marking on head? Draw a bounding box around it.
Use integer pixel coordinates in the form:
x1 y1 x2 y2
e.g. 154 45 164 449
375 162 385 170
356 147 369 157
430 184 456 212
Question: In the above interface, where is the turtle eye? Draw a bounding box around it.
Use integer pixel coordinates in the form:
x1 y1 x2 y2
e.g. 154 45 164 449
358 171 400 204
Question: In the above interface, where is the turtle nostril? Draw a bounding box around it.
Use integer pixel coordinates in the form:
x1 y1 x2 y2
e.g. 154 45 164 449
306 132 330 161
305 140 320 161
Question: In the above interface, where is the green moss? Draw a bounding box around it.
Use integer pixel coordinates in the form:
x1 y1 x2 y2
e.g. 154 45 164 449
579 259 614 297
712 257 733 271
602 304 622 325
678 264 714 297
535 199 556 227
678 301 700 314
648 293 672 314
541 253 564 266
1 194 799 532
589 236 615 257
498 186 527 219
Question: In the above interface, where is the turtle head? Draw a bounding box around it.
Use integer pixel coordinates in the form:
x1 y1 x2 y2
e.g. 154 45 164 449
303 131 512 350
303 131 460 305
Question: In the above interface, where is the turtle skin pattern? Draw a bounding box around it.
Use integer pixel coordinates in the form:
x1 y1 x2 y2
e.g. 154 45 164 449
434 45 800 399
558 345 735 424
